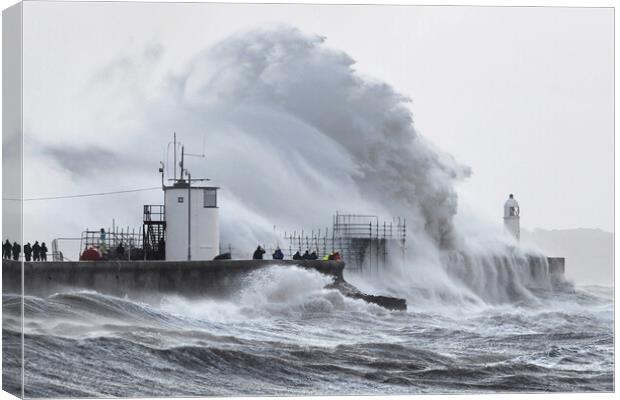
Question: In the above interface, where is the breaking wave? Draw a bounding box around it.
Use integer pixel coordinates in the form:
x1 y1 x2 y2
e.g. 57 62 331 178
144 26 565 306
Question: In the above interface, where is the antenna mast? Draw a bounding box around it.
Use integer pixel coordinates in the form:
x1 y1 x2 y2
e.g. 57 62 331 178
180 146 185 179
173 132 177 180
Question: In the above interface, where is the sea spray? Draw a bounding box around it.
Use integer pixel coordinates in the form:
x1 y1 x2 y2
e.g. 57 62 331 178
155 27 559 306
148 26 469 255
43 25 566 307
160 266 386 324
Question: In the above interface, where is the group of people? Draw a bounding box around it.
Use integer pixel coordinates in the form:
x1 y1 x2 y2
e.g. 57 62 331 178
292 250 319 260
322 251 342 261
3 240 48 261
251 245 340 261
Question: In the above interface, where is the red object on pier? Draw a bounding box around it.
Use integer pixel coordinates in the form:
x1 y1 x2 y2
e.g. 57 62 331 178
80 247 103 261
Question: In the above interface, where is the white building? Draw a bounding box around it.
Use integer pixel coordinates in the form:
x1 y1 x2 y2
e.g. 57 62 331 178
164 181 219 261
503 194 520 240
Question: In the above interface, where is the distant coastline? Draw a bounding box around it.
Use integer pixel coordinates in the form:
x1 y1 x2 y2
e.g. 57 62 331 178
521 228 613 287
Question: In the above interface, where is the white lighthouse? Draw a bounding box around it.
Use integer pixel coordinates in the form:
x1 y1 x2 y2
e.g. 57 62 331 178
503 193 520 240
161 135 220 261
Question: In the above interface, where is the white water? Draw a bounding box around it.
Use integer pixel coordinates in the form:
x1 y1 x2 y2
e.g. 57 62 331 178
4 265 612 396
28 24 580 307
134 26 565 307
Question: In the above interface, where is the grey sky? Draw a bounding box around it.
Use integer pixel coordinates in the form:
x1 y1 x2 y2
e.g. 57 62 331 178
10 2 614 246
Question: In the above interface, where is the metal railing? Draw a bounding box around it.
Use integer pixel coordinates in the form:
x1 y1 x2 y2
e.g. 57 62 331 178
281 212 407 273
80 228 143 260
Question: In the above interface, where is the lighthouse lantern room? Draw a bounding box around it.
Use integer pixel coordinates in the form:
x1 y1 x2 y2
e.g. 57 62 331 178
503 193 520 241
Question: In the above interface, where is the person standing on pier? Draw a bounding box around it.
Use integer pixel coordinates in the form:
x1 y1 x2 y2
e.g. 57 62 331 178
23 243 32 262
40 243 48 261
32 241 41 262
272 248 284 260
11 242 20 261
116 242 125 258
253 246 265 260
98 228 107 251
3 240 11 259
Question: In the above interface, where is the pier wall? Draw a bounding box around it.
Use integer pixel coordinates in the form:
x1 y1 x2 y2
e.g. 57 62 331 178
2 259 344 299
547 257 565 276
2 256 564 301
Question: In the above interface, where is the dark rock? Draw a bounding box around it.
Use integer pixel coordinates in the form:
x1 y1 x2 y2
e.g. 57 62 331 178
326 281 407 311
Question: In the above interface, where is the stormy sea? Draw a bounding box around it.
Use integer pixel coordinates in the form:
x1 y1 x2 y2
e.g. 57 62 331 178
2 25 613 397
2 264 613 397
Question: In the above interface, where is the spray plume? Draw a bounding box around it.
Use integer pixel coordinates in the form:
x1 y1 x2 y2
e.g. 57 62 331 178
141 26 558 306
169 26 471 249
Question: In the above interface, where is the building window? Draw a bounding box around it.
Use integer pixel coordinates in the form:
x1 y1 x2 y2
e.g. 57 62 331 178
204 188 217 208
177 197 184 203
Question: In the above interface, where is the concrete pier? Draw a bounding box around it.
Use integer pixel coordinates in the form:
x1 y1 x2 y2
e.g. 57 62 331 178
2 259 344 298
2 256 565 310
1 259 407 310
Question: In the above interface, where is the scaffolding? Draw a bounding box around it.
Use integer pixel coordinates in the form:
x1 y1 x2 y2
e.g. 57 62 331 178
69 204 166 262
283 228 331 259
143 204 166 260
79 227 144 260
282 212 406 273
